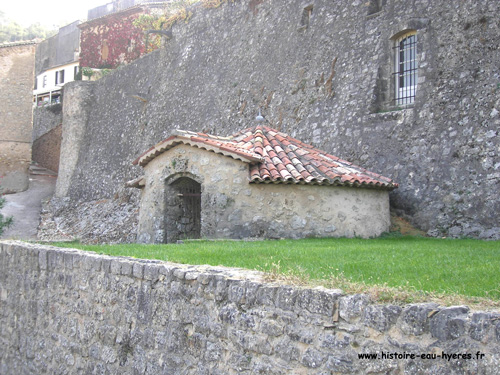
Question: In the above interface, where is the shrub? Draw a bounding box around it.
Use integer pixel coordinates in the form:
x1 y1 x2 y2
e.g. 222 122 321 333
0 197 13 236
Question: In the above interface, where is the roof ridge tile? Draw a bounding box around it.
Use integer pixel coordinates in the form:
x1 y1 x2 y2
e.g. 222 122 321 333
135 125 397 190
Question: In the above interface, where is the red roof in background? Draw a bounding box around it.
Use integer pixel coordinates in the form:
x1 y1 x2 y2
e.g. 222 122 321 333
134 125 398 190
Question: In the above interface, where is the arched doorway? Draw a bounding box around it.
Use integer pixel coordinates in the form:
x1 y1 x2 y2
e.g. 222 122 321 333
165 177 201 242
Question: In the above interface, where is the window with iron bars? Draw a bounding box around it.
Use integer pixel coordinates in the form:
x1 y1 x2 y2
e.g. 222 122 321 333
394 32 417 106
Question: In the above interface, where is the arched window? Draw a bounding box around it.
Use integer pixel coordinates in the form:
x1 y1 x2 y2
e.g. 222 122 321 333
394 31 418 105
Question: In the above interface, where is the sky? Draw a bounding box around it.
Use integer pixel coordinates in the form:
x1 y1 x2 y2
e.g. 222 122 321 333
1 0 108 28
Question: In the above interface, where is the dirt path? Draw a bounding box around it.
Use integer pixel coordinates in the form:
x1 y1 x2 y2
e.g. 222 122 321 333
1 174 56 241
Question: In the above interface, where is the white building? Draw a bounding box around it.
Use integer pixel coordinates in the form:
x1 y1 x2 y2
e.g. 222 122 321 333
33 61 79 106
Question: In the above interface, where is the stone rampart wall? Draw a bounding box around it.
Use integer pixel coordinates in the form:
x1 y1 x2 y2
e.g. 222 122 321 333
32 124 62 172
1 241 499 374
51 0 500 239
33 105 62 142
0 43 36 193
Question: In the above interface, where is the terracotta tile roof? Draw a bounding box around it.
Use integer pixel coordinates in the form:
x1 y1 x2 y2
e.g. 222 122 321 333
134 126 398 190
133 129 263 166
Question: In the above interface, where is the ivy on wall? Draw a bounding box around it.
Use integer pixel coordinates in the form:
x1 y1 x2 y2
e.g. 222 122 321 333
79 1 237 69
79 12 147 69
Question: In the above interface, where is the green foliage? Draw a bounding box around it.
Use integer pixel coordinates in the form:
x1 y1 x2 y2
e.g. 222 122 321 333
0 197 13 236
81 67 95 78
100 69 112 78
52 236 500 301
0 11 57 43
133 1 196 52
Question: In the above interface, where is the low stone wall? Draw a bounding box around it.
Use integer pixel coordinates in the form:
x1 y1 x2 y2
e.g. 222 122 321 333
1 241 499 374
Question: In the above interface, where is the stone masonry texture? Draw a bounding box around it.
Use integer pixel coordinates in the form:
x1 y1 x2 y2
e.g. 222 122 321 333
1 241 500 374
32 124 62 173
0 43 36 193
33 104 63 142
137 143 390 243
47 0 500 241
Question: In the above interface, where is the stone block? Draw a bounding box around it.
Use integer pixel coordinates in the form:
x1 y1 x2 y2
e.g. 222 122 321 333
173 268 186 280
101 258 112 273
363 304 402 332
219 303 239 324
496 321 500 344
260 319 284 337
71 253 84 269
184 271 200 281
286 323 315 344
325 354 356 373
320 333 351 350
132 263 144 279
120 261 133 276
228 280 246 304
63 253 74 270
47 250 59 271
469 312 500 342
82 255 94 271
297 287 341 317
276 286 298 311
243 281 260 306
275 337 301 362
214 277 228 301
430 306 470 341
301 348 326 368
255 285 278 307
197 273 212 285
91 256 102 272
229 329 272 355
38 249 48 270
110 260 121 275
400 303 440 336
101 345 117 364
339 294 370 322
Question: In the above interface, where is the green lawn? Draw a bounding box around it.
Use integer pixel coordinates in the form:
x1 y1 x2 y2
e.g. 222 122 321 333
52 236 500 303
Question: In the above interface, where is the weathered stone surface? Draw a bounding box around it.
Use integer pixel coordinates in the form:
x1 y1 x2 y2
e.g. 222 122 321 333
0 42 35 193
469 312 500 343
430 306 470 341
1 241 500 374
37 192 139 244
32 123 62 173
363 304 402 332
400 303 440 336
38 0 500 241
137 143 391 242
339 293 371 322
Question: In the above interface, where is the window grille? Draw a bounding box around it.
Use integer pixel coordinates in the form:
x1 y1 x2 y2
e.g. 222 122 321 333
394 32 417 105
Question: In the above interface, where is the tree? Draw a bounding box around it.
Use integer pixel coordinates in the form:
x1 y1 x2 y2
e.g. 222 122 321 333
0 11 57 43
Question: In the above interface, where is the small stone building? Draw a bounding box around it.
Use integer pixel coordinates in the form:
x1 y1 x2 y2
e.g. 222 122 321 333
131 125 398 243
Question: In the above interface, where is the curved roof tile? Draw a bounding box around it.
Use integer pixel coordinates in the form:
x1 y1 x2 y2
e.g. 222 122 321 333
134 125 398 190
